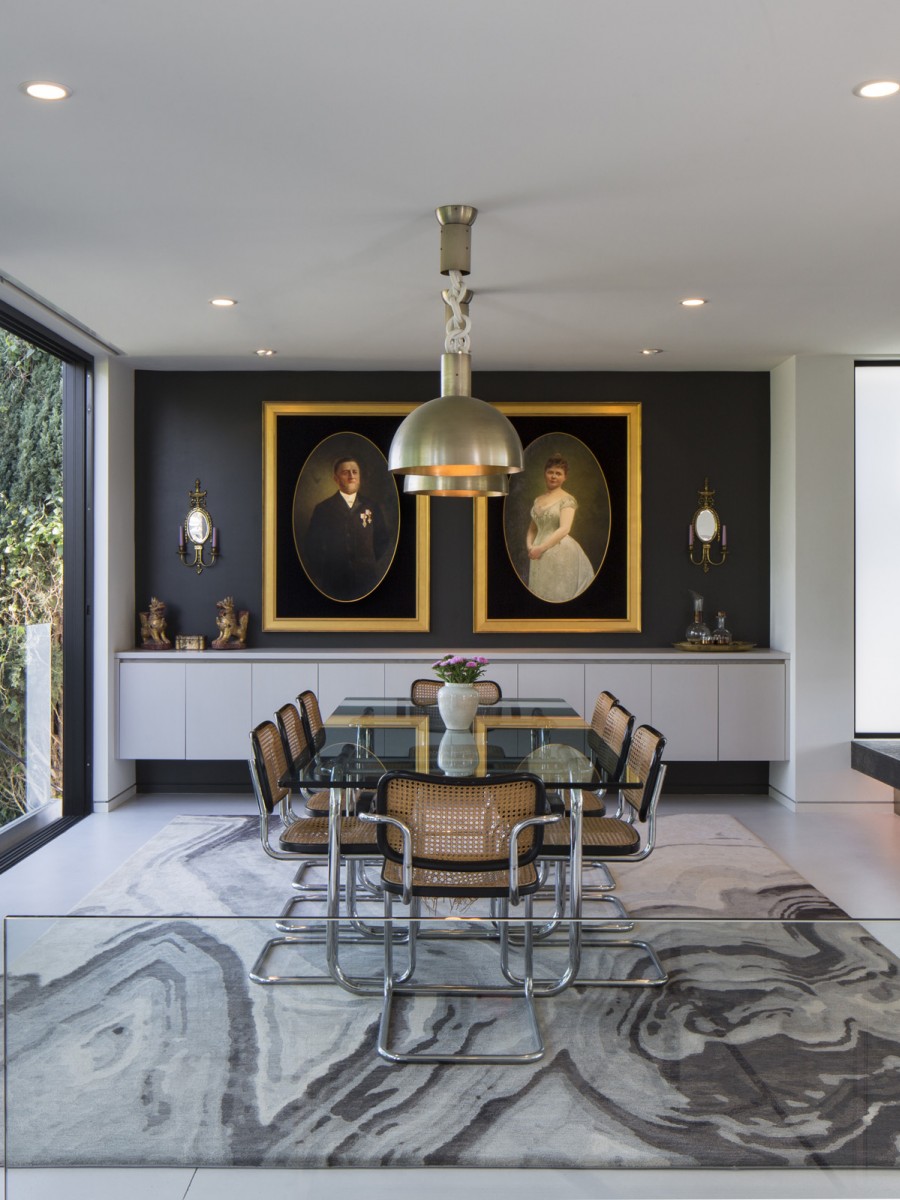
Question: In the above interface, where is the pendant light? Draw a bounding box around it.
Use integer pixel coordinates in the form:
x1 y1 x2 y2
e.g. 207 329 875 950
388 206 524 487
402 473 509 497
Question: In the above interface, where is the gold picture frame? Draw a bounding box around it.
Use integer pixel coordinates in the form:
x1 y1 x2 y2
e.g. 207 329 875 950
262 402 430 632
473 402 641 633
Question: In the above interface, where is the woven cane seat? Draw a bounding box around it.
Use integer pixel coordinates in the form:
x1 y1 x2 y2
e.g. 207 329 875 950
279 814 378 856
381 858 539 897
301 787 374 814
540 815 641 856
581 790 606 815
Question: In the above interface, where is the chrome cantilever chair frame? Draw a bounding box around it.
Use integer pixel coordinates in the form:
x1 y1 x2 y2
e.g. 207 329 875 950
358 770 564 1064
508 725 669 995
247 721 407 989
287 689 379 904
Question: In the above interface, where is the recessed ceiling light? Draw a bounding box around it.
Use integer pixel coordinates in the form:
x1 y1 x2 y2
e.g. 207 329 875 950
681 297 707 307
640 348 663 356
853 79 900 98
20 81 71 101
254 348 276 357
209 297 237 307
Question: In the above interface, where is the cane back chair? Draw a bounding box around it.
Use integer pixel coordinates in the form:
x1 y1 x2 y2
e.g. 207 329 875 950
275 701 327 814
247 719 383 987
538 723 669 989
579 700 634 815
359 770 561 1064
410 678 502 707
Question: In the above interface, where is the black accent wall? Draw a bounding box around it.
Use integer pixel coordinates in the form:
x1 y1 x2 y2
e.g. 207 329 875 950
134 369 770 793
134 370 770 649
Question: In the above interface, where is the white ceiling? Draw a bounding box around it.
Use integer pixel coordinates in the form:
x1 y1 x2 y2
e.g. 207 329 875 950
3 0 900 372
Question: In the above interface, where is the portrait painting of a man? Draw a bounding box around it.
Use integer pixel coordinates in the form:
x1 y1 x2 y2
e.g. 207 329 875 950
293 433 399 603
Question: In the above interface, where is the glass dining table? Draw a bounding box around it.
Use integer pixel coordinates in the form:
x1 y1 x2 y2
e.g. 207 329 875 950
279 696 616 995
284 695 605 790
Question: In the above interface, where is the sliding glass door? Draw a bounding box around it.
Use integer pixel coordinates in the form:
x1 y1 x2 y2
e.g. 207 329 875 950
0 302 91 866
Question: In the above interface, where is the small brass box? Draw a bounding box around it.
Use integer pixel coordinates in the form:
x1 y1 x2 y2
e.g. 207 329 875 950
175 635 207 651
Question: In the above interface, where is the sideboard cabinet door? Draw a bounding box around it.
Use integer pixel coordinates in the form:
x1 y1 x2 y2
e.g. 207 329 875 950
584 663 652 726
251 663 318 727
516 662 585 716
718 663 787 761
651 664 718 760
119 661 186 759
318 661 386 720
185 662 252 760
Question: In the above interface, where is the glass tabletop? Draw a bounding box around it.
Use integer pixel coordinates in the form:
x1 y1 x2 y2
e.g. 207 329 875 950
282 696 618 790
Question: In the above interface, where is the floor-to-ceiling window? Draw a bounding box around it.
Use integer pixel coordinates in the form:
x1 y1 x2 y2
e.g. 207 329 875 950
855 362 900 735
0 301 91 867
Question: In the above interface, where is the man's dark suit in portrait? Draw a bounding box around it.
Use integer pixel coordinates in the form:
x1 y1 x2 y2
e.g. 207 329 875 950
304 458 391 601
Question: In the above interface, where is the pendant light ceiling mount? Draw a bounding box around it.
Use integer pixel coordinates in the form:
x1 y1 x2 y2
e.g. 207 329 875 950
387 206 524 494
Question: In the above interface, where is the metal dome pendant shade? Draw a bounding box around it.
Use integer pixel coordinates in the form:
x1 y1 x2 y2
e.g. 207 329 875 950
403 471 509 497
388 206 524 487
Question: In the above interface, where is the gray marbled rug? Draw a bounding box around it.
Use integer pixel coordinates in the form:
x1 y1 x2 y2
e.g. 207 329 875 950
7 814 898 1170
68 812 848 919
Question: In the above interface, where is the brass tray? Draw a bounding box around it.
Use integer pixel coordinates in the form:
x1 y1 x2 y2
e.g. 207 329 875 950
673 640 757 653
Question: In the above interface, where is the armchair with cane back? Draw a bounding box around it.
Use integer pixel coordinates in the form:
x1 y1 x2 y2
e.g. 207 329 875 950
536 722 669 990
410 678 502 707
359 770 561 1064
247 718 385 987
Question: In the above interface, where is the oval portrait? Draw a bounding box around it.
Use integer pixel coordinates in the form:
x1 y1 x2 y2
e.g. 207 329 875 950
503 432 611 603
293 432 400 603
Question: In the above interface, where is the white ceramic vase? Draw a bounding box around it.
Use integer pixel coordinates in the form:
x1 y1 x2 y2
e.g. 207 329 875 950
436 682 479 730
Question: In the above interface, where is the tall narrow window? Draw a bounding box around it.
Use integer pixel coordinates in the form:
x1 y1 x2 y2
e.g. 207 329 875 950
0 303 91 866
855 363 900 734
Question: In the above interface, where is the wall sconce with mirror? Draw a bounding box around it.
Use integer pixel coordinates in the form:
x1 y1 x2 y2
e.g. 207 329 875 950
178 479 219 574
688 478 727 572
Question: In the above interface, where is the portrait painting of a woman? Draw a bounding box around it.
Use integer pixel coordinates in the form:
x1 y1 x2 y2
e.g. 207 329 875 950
526 453 596 602
504 432 611 604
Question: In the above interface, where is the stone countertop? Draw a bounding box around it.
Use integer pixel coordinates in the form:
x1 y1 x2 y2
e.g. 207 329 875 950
116 646 790 663
852 739 900 788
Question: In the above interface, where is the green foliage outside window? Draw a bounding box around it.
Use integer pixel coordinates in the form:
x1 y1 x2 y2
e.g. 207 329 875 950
0 332 63 825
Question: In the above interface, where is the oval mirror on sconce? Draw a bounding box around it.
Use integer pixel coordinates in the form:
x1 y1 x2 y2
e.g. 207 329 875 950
693 506 718 543
688 477 728 572
178 479 219 574
186 509 211 545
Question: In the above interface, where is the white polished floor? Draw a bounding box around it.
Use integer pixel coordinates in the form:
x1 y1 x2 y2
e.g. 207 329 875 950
3 791 900 1199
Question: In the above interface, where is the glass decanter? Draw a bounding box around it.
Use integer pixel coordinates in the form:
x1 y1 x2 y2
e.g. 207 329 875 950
711 611 732 645
685 594 710 643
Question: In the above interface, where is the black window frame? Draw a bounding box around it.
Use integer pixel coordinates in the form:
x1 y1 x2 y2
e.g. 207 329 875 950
0 299 93 870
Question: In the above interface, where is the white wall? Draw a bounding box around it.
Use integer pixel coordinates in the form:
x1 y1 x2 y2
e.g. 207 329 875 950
92 357 136 810
770 355 886 805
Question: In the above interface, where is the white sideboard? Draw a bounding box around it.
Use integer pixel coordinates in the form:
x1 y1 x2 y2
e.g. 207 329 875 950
116 648 789 763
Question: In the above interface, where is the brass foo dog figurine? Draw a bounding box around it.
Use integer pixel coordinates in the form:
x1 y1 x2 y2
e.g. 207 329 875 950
212 596 249 650
139 597 171 649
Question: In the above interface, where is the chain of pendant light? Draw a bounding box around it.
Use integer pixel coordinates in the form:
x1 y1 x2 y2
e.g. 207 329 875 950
443 269 471 354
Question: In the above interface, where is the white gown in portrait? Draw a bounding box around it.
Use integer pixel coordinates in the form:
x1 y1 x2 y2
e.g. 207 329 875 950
528 496 595 603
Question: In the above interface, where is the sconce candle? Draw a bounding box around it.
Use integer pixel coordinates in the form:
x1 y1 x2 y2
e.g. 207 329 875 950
178 525 185 552
721 524 727 549
212 527 219 552
688 524 694 549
